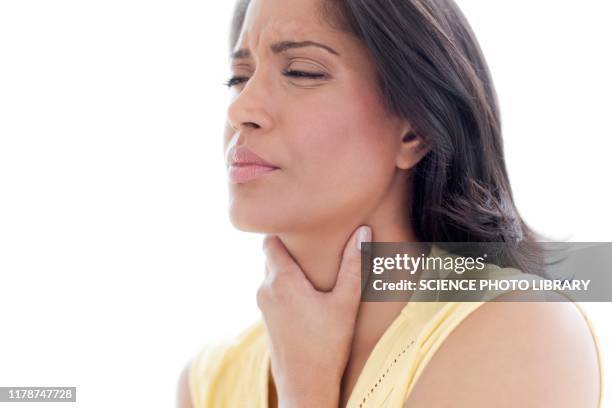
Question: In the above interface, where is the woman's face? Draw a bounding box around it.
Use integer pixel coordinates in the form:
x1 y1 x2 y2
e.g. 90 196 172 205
224 0 409 234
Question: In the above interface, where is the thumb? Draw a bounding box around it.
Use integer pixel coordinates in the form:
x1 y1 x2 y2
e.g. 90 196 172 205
332 225 372 305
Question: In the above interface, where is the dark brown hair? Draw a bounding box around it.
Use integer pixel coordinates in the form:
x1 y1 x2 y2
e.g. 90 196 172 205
228 0 547 276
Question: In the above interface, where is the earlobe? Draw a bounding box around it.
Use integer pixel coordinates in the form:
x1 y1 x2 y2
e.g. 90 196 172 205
396 131 430 170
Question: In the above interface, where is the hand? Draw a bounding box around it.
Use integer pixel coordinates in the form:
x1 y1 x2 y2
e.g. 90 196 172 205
257 225 372 408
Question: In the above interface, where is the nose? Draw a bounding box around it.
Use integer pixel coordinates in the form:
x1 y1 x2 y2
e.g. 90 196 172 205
226 70 274 134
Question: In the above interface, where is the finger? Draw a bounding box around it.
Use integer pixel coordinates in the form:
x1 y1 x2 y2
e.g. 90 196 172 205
262 235 313 289
263 261 270 280
261 235 272 279
332 225 371 306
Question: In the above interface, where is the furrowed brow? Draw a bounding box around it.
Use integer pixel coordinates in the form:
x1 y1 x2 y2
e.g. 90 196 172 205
230 40 340 60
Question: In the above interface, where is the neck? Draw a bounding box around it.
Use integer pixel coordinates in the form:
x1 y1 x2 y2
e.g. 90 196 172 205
276 214 418 292
275 169 421 292
268 171 429 404
274 173 427 349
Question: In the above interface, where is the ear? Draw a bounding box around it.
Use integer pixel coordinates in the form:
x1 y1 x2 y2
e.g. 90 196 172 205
395 125 431 170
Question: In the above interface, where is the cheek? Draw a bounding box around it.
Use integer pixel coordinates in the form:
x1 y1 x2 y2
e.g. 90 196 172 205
288 94 398 204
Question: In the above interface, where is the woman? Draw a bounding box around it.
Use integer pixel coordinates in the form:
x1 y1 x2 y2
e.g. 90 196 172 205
179 0 603 406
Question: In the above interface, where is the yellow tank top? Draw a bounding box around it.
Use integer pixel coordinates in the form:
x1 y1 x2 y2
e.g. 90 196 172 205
189 245 605 407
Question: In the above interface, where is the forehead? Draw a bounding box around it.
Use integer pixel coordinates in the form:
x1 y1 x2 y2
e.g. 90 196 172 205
232 0 378 80
237 0 334 47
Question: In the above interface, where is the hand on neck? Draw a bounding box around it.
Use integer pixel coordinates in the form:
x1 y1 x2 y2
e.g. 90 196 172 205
274 213 422 293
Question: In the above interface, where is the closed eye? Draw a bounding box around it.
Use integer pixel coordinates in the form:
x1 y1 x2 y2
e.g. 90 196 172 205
223 70 326 88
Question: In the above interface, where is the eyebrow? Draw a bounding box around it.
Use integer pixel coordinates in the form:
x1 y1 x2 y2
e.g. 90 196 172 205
230 40 340 60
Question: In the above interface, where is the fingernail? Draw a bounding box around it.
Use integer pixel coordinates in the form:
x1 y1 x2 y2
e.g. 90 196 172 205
356 226 371 251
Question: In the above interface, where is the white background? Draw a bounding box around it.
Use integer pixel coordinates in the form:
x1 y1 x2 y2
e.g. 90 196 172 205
0 1 610 407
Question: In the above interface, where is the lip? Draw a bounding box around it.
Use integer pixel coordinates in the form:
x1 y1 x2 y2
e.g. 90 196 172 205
229 164 279 183
228 145 279 168
227 145 280 183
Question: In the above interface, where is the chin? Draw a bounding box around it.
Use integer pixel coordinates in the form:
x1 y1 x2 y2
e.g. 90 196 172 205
228 204 288 234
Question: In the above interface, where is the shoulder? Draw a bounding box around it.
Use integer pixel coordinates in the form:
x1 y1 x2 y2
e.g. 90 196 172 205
177 360 194 408
187 320 268 408
404 289 601 407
